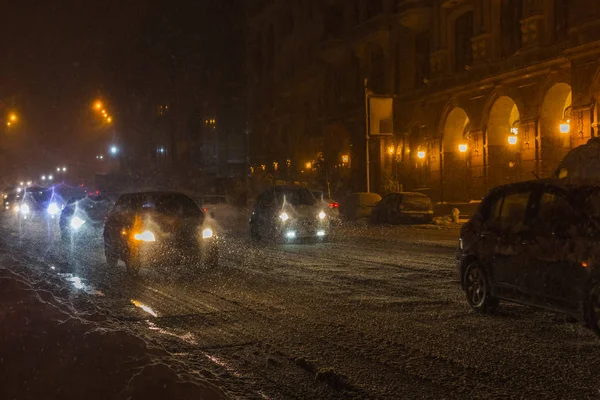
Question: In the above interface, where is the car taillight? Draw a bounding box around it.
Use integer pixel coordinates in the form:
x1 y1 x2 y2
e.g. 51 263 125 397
203 208 207 212
328 202 339 209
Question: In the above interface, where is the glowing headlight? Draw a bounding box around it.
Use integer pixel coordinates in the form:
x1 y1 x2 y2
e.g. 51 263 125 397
134 231 156 242
202 228 214 239
285 231 296 239
279 212 290 222
20 204 30 214
70 216 86 230
318 211 326 220
47 202 60 215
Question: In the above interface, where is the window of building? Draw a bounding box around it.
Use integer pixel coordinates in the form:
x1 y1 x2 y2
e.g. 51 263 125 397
365 0 382 20
415 31 431 87
454 11 474 71
554 0 569 41
500 0 522 57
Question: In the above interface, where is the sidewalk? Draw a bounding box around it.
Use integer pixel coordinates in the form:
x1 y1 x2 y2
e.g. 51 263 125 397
0 266 229 400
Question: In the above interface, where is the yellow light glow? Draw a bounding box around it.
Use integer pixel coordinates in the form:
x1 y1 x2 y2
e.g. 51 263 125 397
458 143 468 153
387 146 395 155
9 114 17 122
6 122 11 127
508 136 518 145
131 300 158 317
341 154 349 163
559 120 570 134
417 151 426 159
305 162 312 170
94 101 103 110
107 116 112 123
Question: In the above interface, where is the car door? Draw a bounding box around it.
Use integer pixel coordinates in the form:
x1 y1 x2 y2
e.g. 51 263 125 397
256 190 276 236
528 188 586 310
484 187 536 299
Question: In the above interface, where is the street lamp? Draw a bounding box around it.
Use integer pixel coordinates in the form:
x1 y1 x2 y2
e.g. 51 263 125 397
508 135 518 145
341 154 349 164
560 106 573 134
305 162 312 170
94 101 103 110
48 175 53 181
41 175 46 181
26 181 32 186
62 167 67 172
110 146 118 155
417 151 426 159
458 143 468 153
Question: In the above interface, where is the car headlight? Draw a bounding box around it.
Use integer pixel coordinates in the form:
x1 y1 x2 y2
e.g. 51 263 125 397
20 204 30 214
134 230 156 242
202 228 214 239
279 212 290 222
70 216 86 230
47 202 60 215
318 211 326 220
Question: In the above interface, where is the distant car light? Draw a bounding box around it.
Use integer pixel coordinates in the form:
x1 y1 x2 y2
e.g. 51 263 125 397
328 202 338 208
318 211 326 220
134 231 156 242
317 230 326 237
202 228 214 239
20 204 30 214
279 212 290 222
47 202 60 215
70 216 86 230
285 231 296 239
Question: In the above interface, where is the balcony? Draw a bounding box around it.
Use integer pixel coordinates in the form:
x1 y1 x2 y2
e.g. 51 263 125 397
396 0 433 32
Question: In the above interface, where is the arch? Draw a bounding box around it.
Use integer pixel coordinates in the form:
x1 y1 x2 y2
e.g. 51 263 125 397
443 107 470 153
487 96 521 147
539 82 572 176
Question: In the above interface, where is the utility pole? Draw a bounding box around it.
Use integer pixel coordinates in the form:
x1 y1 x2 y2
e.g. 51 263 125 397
364 78 370 193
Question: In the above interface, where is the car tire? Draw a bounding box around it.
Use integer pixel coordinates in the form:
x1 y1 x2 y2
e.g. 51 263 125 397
125 251 141 275
250 223 261 242
586 282 600 337
206 245 219 268
105 245 118 268
463 262 499 314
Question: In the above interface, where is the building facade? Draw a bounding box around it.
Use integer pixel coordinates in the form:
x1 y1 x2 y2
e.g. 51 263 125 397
247 0 600 200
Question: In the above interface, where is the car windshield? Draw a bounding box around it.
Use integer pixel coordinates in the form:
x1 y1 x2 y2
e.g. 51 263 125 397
203 196 226 205
27 188 53 203
276 189 316 206
118 193 201 217
402 195 431 206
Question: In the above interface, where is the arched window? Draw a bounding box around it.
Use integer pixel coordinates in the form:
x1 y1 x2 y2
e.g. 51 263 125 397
454 11 473 71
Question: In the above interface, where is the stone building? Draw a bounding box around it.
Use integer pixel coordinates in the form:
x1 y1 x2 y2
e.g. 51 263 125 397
246 0 600 200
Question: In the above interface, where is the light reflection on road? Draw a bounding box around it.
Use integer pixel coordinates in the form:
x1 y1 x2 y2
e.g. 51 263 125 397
131 299 158 317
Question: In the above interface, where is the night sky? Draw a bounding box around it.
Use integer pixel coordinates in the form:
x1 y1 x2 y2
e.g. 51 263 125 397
0 0 242 179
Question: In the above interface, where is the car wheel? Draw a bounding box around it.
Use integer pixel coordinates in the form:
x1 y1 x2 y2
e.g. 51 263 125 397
250 223 261 242
125 251 141 275
463 262 498 314
206 245 219 268
105 245 118 268
586 282 600 337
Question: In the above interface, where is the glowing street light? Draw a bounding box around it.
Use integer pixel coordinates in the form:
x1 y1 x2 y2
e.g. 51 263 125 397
94 101 103 110
107 116 112 123
26 181 32 186
305 162 312 170
41 175 46 181
9 113 17 122
110 146 119 155
62 167 67 172
458 143 468 153
387 146 395 155
508 135 518 145
417 151 426 159
56 167 60 172
341 154 349 164
48 175 53 181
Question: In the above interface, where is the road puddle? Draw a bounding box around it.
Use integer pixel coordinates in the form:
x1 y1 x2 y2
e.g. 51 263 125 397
58 273 104 296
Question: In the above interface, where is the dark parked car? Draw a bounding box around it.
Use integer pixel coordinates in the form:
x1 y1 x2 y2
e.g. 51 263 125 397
103 191 219 273
60 194 113 242
250 186 331 242
370 192 433 224
457 179 600 336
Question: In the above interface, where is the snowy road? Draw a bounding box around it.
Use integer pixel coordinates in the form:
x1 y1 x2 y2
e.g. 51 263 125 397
2 215 600 399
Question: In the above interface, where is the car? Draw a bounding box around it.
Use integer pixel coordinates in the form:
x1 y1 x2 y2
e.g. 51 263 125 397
311 190 340 222
457 179 600 337
60 194 113 242
198 194 246 229
250 186 331 242
370 192 434 224
16 186 63 220
103 191 219 273
3 190 22 212
338 192 382 221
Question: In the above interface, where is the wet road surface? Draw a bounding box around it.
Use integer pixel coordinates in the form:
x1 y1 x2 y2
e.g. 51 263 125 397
2 214 600 399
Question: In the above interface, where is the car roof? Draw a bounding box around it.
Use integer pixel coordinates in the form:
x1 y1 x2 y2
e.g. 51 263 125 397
119 191 189 198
